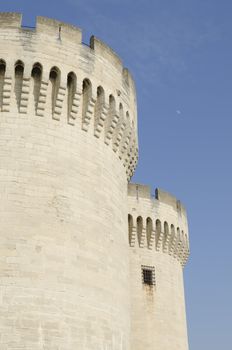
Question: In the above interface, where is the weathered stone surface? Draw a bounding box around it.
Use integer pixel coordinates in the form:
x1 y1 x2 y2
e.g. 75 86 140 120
0 12 189 350
128 184 189 350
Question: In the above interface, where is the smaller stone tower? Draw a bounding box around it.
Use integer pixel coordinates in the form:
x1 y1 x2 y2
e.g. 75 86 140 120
128 184 190 350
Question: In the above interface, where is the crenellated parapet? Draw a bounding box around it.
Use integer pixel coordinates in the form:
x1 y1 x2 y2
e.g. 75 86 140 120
128 183 190 267
0 13 138 179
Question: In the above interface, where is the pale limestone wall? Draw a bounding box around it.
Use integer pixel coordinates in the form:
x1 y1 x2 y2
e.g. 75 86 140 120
0 12 190 350
128 184 189 350
0 13 138 350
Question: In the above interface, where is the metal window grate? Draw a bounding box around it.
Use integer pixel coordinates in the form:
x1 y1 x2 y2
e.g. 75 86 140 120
141 265 155 286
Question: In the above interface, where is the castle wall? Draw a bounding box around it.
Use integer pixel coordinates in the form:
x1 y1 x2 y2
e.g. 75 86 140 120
0 12 191 350
0 13 138 350
128 184 189 350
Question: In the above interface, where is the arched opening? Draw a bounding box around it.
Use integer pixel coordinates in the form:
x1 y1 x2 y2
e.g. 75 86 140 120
15 60 24 73
163 221 169 249
113 102 124 148
0 59 6 76
126 111 130 128
67 72 77 118
105 94 116 140
49 66 60 114
164 221 169 235
181 230 185 251
181 230 185 242
146 217 153 246
14 60 24 110
31 62 42 110
137 216 143 245
106 94 115 127
31 62 42 78
155 219 161 248
0 59 6 110
175 227 181 254
128 214 133 244
94 86 104 128
109 94 116 114
171 224 175 235
169 224 175 251
82 78 92 121
119 103 123 116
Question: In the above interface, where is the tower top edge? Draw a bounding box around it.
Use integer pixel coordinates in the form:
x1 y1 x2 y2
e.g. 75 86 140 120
0 12 134 82
0 12 82 34
128 183 187 215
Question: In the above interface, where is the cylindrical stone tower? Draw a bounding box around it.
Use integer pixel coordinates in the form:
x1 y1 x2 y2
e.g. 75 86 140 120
128 184 190 350
0 13 138 350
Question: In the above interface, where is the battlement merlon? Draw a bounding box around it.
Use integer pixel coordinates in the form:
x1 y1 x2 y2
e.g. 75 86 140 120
0 12 138 127
0 13 136 89
128 183 188 231
128 183 187 216
0 12 22 27
127 183 190 266
0 13 82 41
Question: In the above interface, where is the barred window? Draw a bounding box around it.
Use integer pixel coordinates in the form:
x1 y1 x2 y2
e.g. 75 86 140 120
141 265 155 286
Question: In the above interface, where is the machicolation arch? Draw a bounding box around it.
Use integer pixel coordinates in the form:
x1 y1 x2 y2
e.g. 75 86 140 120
128 214 189 266
0 58 138 179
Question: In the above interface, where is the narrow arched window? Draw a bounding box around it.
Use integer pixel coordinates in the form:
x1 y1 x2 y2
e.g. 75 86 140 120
146 217 153 245
31 63 42 111
171 224 175 235
155 219 161 248
125 111 130 128
105 94 116 139
137 216 143 245
14 60 24 110
169 224 175 252
119 103 123 117
108 94 115 124
163 221 169 250
156 219 161 234
175 227 181 252
0 59 6 110
181 230 185 242
164 221 169 235
67 72 77 118
128 214 133 244
49 66 60 114
113 102 124 148
109 94 115 115
0 59 6 76
94 86 104 128
82 78 91 119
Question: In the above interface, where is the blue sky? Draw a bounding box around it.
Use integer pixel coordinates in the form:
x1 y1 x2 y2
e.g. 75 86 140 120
1 1 232 349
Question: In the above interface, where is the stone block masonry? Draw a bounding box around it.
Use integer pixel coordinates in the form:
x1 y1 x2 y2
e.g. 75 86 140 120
0 12 189 350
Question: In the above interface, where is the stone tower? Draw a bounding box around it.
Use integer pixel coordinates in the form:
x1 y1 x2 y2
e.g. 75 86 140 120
128 185 189 350
0 13 189 350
